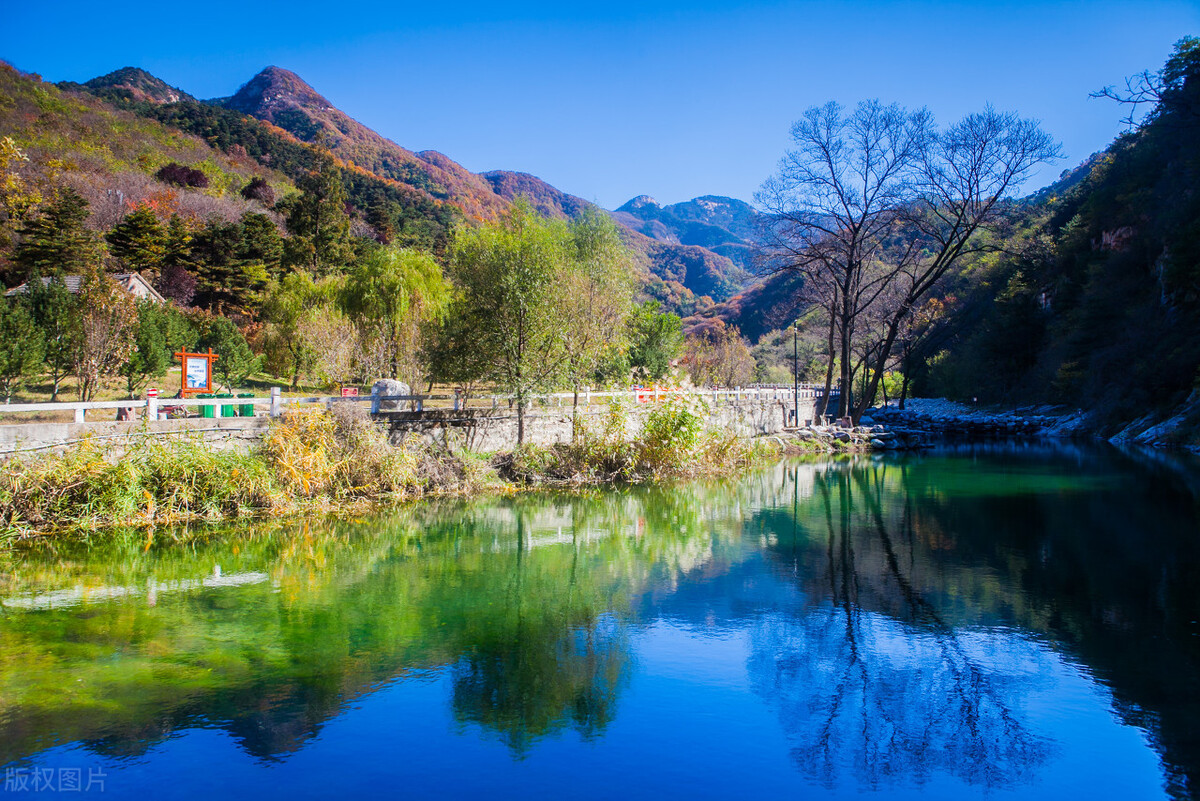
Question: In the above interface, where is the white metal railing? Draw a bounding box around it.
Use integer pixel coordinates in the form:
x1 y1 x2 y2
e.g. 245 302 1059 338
0 384 836 424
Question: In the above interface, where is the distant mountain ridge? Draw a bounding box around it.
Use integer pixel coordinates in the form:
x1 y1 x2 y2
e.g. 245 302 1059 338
613 194 760 270
209 66 508 222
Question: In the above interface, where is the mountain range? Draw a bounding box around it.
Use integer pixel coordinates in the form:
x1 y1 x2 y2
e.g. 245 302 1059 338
42 64 783 323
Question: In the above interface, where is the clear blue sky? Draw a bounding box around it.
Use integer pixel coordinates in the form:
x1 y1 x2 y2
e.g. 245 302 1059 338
3 1 1196 208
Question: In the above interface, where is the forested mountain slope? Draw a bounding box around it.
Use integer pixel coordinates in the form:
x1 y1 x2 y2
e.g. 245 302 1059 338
917 38 1200 432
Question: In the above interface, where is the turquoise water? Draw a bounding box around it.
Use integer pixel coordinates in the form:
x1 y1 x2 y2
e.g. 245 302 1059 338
1 442 1198 799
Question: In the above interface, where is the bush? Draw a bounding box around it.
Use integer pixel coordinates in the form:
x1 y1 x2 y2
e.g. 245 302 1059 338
0 436 278 535
261 405 422 498
240 177 275 206
156 162 209 189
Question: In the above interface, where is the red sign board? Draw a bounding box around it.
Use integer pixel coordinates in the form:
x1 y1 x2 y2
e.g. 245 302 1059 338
341 387 359 397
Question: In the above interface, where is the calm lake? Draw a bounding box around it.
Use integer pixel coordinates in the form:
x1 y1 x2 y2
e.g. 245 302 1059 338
2 443 1199 799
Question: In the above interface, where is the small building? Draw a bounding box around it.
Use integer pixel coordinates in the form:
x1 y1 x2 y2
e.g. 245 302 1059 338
4 272 166 304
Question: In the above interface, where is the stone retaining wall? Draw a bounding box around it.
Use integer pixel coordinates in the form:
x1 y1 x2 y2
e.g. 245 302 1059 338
0 395 815 458
380 396 808 451
0 417 269 457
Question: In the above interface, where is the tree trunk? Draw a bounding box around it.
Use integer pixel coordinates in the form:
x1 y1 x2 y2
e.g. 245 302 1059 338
839 327 852 419
516 392 526 445
858 315 904 420
815 311 836 421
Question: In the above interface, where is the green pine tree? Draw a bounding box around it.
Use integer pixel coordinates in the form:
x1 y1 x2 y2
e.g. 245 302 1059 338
107 206 167 278
14 188 103 280
283 152 353 275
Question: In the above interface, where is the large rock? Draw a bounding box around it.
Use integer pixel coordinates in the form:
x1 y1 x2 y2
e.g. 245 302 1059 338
371 379 411 411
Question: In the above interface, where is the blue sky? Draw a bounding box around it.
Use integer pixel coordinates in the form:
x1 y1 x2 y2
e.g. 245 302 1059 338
3 1 1196 208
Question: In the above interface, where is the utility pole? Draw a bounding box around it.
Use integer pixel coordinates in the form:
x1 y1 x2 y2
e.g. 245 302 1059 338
793 325 799 427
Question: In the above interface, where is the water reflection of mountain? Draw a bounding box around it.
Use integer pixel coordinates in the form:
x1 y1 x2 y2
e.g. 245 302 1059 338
1 446 1198 799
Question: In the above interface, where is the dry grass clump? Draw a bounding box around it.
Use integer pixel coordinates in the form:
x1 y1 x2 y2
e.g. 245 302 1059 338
0 406 492 539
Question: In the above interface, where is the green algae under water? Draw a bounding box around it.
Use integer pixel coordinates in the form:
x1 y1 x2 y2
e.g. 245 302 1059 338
1 441 1199 800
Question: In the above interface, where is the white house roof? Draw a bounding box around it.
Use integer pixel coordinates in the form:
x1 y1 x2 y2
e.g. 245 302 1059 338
5 273 166 304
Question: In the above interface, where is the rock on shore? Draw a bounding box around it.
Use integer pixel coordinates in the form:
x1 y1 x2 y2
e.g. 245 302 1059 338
863 399 1090 441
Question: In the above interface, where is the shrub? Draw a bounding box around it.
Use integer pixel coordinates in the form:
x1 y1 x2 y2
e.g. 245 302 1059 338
637 396 704 474
240 177 275 206
156 162 209 188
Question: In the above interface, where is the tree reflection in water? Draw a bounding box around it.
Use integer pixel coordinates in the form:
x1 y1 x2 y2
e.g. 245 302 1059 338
748 461 1052 791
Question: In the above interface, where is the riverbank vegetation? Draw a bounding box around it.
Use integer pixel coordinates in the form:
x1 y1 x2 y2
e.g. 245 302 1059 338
496 396 774 485
0 401 777 540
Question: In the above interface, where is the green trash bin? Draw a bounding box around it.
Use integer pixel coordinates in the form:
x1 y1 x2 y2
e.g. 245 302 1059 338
215 393 236 418
198 394 215 419
238 393 255 417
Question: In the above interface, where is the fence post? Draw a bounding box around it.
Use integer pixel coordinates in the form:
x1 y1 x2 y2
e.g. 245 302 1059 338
270 387 282 418
74 407 84 424
369 386 380 415
417 396 424 412
453 389 460 412
147 392 158 421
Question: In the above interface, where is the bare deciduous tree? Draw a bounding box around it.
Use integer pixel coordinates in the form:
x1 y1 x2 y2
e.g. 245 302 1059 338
759 101 1059 418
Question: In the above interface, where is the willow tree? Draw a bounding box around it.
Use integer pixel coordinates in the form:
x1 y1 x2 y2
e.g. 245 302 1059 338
447 200 572 444
340 245 451 386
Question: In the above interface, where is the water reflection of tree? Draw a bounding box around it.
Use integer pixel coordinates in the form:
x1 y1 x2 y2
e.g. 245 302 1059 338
0 486 745 765
445 504 630 754
749 461 1051 791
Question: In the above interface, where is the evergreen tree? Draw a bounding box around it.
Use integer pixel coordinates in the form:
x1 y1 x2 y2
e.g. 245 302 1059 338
14 188 102 280
0 296 43 403
197 316 262 388
120 302 197 394
283 152 353 275
237 212 284 275
26 271 78 400
156 215 198 305
106 206 166 277
191 219 242 311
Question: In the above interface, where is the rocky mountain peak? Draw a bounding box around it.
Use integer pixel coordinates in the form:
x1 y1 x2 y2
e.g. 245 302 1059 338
617 195 661 213
221 66 332 118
